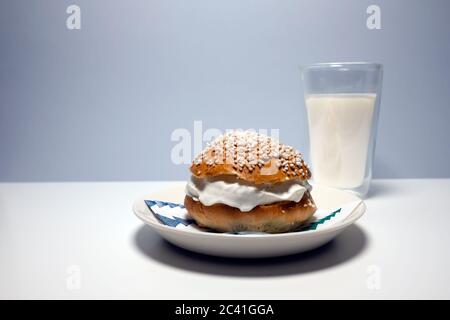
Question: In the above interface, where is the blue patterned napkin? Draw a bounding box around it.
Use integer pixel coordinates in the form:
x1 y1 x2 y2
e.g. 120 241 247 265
144 199 361 234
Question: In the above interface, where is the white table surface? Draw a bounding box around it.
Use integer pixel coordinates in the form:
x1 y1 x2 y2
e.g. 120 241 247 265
1 179 449 299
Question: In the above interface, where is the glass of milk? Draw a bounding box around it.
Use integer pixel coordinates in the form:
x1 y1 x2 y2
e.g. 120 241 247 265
301 62 383 197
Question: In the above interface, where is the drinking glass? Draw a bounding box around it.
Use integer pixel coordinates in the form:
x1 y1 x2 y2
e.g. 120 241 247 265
301 62 383 197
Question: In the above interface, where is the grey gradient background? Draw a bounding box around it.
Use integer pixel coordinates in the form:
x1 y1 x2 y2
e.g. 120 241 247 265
1 0 449 182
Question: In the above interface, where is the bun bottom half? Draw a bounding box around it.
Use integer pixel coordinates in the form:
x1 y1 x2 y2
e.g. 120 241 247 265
184 191 316 234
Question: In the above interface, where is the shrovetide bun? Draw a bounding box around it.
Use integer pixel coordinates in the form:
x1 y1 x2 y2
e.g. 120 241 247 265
184 131 316 233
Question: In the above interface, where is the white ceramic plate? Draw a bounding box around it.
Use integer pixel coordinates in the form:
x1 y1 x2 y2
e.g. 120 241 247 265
132 182 365 258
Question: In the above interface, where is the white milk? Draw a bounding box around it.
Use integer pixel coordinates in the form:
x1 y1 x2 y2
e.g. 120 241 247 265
306 94 376 189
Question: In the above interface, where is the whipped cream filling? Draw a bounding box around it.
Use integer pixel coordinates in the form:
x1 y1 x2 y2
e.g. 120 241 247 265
185 176 311 212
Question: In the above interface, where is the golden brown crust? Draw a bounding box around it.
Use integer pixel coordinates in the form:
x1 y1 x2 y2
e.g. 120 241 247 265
190 131 311 185
184 191 316 234
191 154 311 185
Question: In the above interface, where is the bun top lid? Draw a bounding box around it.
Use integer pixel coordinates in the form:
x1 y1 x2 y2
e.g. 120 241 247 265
190 130 311 184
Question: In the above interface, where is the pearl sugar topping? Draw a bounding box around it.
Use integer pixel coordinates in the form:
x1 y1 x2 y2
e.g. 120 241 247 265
193 131 309 179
